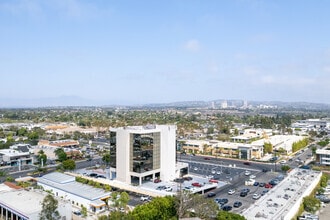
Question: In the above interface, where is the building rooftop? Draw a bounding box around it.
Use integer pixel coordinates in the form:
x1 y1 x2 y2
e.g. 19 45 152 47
38 172 110 201
242 168 322 220
0 189 44 218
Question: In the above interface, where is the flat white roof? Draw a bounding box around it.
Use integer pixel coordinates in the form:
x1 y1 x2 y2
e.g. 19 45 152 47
38 172 110 201
243 168 322 220
0 189 44 217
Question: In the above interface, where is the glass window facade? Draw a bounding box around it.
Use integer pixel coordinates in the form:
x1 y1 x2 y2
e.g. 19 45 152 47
130 132 160 173
110 131 117 168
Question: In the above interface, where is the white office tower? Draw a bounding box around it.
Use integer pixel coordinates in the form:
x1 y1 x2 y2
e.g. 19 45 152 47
221 100 228 109
109 125 176 185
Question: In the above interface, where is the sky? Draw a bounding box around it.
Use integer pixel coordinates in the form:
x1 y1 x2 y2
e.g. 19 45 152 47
1 0 330 106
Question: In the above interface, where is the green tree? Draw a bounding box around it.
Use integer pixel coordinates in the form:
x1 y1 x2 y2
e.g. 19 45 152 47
129 196 177 220
102 153 111 165
39 194 60 220
54 148 67 162
217 210 246 220
281 165 291 173
38 150 47 166
303 196 320 213
119 192 130 209
264 142 273 154
62 159 76 170
320 174 329 188
81 206 87 217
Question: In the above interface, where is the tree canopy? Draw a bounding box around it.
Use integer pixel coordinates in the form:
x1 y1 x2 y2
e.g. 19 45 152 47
39 194 60 220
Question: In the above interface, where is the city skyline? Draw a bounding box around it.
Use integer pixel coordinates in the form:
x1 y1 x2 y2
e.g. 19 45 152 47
1 0 330 106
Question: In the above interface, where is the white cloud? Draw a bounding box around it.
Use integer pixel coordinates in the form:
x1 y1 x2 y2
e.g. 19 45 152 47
184 39 201 52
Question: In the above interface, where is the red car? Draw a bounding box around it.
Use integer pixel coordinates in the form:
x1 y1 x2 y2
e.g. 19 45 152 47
265 183 273 188
209 179 219 183
154 179 161 183
192 182 202 187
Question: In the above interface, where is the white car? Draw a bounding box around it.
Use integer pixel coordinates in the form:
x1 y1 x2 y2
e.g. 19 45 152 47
252 193 261 200
165 186 173 192
216 171 221 175
140 196 151 201
249 175 256 179
228 189 236 195
244 171 251 176
211 170 216 174
280 160 286 164
194 167 198 171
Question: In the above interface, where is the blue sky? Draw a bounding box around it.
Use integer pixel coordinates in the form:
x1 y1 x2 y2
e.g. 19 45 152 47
1 0 330 105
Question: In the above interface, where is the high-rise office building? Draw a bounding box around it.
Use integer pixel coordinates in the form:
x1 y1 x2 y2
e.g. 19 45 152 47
109 125 177 185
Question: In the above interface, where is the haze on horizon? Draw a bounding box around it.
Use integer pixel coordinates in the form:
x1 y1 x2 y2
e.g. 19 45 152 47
1 0 330 106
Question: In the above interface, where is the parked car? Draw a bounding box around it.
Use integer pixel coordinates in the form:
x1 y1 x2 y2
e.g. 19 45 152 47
253 193 261 200
209 179 218 183
222 205 232 211
156 185 166 190
240 191 248 197
183 176 193 181
253 182 259 186
165 186 172 191
192 182 202 187
259 182 265 187
243 162 251 165
207 192 216 197
174 178 184 183
228 189 236 195
154 179 161 183
261 189 269 196
244 171 251 176
215 198 228 205
140 196 151 201
265 183 273 188
249 175 256 179
233 201 242 208
204 157 211 160
89 173 98 178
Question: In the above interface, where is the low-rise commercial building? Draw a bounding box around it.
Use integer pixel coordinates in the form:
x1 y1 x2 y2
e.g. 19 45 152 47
0 149 33 166
37 172 111 213
0 182 71 220
243 168 322 220
316 147 330 165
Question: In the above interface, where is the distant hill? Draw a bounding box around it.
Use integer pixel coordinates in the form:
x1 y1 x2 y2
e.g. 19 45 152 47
1 96 330 110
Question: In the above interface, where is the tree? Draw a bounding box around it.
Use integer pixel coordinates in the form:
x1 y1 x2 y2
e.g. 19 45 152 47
217 210 246 220
303 195 320 213
176 191 218 219
264 142 273 154
62 159 76 170
281 165 291 173
102 153 111 165
54 148 67 162
320 174 329 188
119 192 130 209
39 194 60 220
130 196 177 220
81 205 87 217
38 150 47 166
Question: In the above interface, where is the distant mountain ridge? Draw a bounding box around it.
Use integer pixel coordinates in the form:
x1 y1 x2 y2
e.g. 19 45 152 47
1 96 330 110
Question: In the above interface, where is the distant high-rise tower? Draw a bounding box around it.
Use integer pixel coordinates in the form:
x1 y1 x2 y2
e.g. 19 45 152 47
221 100 228 109
243 100 248 108
211 101 215 109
